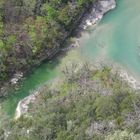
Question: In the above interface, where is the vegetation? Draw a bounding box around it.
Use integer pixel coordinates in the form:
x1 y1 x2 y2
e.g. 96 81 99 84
1 64 140 139
1 1 140 139
0 0 95 83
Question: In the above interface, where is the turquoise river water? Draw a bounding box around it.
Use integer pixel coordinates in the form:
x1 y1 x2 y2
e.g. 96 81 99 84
1 0 140 117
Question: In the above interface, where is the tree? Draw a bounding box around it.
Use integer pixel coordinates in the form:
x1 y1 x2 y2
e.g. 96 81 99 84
94 96 117 119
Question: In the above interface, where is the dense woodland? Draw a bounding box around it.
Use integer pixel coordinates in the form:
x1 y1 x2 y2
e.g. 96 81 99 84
1 0 140 140
1 64 140 139
0 0 95 83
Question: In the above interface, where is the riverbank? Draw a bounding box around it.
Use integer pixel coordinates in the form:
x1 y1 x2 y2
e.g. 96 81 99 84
0 0 106 96
14 0 116 120
15 89 40 120
116 66 140 90
0 0 116 97
80 0 116 29
0 0 92 94
15 63 140 120
8 62 140 140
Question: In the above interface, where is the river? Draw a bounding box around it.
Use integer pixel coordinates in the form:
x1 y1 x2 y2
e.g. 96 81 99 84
1 0 140 117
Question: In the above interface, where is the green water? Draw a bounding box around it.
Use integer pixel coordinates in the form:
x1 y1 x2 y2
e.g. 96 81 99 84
2 61 57 115
2 0 140 116
80 0 140 77
1 50 84 116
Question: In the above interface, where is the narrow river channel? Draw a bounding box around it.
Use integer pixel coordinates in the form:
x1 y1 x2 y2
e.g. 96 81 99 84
1 0 140 117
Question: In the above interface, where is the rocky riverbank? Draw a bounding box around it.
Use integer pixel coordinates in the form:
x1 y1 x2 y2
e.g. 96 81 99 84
15 89 40 120
119 69 140 90
14 0 116 120
0 0 116 97
80 0 116 29
0 0 87 94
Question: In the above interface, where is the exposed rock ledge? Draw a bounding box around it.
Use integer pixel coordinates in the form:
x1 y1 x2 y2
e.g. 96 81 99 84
80 0 116 29
14 0 116 120
14 89 40 120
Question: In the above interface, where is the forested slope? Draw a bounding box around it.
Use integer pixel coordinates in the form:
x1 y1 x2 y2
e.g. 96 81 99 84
1 64 140 139
0 0 95 83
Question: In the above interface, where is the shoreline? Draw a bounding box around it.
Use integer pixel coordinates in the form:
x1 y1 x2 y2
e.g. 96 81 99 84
14 89 40 120
14 63 140 120
14 0 117 120
80 0 116 30
0 0 116 96
117 67 140 90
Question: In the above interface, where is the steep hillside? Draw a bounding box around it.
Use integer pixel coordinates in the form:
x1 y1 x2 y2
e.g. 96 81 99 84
0 0 95 84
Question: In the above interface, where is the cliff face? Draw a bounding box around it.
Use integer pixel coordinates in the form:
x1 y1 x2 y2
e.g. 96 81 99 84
0 0 95 85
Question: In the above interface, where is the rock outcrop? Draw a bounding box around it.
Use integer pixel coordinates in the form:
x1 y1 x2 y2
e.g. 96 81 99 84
80 0 116 29
15 90 40 120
